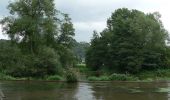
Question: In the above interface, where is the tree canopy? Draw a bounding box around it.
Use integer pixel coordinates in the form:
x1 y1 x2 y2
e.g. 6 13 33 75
0 0 75 77
86 8 169 73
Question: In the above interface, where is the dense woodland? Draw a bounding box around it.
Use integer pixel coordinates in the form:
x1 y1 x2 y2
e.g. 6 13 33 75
0 0 78 78
0 0 170 81
86 8 170 74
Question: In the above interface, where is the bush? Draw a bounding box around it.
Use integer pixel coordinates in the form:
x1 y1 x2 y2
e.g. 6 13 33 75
0 73 16 80
87 74 138 81
46 75 63 81
65 68 78 82
109 73 138 81
137 69 170 80
155 69 170 77
0 44 63 78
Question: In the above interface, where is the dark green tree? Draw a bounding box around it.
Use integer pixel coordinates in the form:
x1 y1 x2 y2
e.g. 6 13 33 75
86 8 169 73
0 0 76 77
57 14 76 68
1 0 58 54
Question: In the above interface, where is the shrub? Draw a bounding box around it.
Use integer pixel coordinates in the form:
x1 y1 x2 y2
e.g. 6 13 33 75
0 73 16 80
87 74 138 81
109 73 138 81
65 68 78 82
137 69 170 79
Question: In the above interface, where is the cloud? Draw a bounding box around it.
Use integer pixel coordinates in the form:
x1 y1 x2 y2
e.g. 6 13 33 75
73 21 106 42
55 0 170 42
0 0 170 42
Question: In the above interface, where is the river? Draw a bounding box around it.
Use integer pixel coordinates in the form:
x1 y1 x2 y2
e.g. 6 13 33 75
0 81 170 100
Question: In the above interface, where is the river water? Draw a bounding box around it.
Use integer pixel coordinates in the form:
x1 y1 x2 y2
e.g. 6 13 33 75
1 81 170 100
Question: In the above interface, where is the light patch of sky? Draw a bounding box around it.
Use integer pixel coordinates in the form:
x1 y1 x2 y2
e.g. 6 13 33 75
0 0 170 42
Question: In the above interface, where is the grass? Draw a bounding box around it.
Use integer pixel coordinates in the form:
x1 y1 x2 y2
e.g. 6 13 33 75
87 73 138 81
75 64 89 73
109 73 138 81
87 69 170 81
88 76 110 81
46 75 63 81
2 68 170 82
137 69 170 80
0 73 64 81
0 73 16 80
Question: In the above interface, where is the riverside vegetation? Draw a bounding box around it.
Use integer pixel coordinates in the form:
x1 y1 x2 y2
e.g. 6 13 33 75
0 0 170 82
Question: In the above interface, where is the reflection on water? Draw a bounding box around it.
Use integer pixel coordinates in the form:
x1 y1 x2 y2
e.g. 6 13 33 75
75 83 95 100
0 81 170 100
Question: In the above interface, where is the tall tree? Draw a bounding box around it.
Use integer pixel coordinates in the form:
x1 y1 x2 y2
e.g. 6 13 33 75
1 0 58 54
0 0 76 77
86 8 169 73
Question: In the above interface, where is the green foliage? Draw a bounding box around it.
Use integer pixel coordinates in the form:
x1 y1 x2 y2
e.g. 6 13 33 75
0 40 25 75
87 73 138 81
75 64 88 73
87 76 110 81
137 69 170 80
0 45 62 77
109 73 138 81
65 68 78 82
0 73 16 80
86 8 169 73
0 0 76 78
86 31 108 71
46 75 63 81
33 47 62 77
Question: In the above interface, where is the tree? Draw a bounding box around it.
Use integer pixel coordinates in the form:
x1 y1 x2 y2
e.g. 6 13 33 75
0 0 76 77
1 0 58 54
56 14 76 68
86 31 109 71
86 8 169 73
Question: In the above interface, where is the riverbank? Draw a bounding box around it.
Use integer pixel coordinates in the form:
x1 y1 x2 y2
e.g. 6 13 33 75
86 69 170 82
1 69 170 82
0 73 65 81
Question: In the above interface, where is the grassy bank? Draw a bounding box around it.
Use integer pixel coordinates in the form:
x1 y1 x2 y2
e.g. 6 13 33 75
0 73 64 81
86 69 170 82
87 73 138 81
0 68 78 82
2 67 170 82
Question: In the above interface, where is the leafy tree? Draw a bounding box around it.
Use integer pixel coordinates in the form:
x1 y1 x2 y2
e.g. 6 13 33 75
56 14 76 68
86 8 169 73
0 0 76 77
1 0 58 54
86 31 108 71
0 40 24 74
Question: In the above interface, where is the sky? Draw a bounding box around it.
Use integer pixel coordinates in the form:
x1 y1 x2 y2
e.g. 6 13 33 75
0 0 170 42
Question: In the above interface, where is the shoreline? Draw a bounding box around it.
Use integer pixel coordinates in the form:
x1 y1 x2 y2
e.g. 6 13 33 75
1 79 170 83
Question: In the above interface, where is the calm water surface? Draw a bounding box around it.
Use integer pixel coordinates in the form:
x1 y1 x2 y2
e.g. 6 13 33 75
0 81 170 100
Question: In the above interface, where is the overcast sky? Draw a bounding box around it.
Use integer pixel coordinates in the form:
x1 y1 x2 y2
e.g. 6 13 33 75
0 0 170 42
